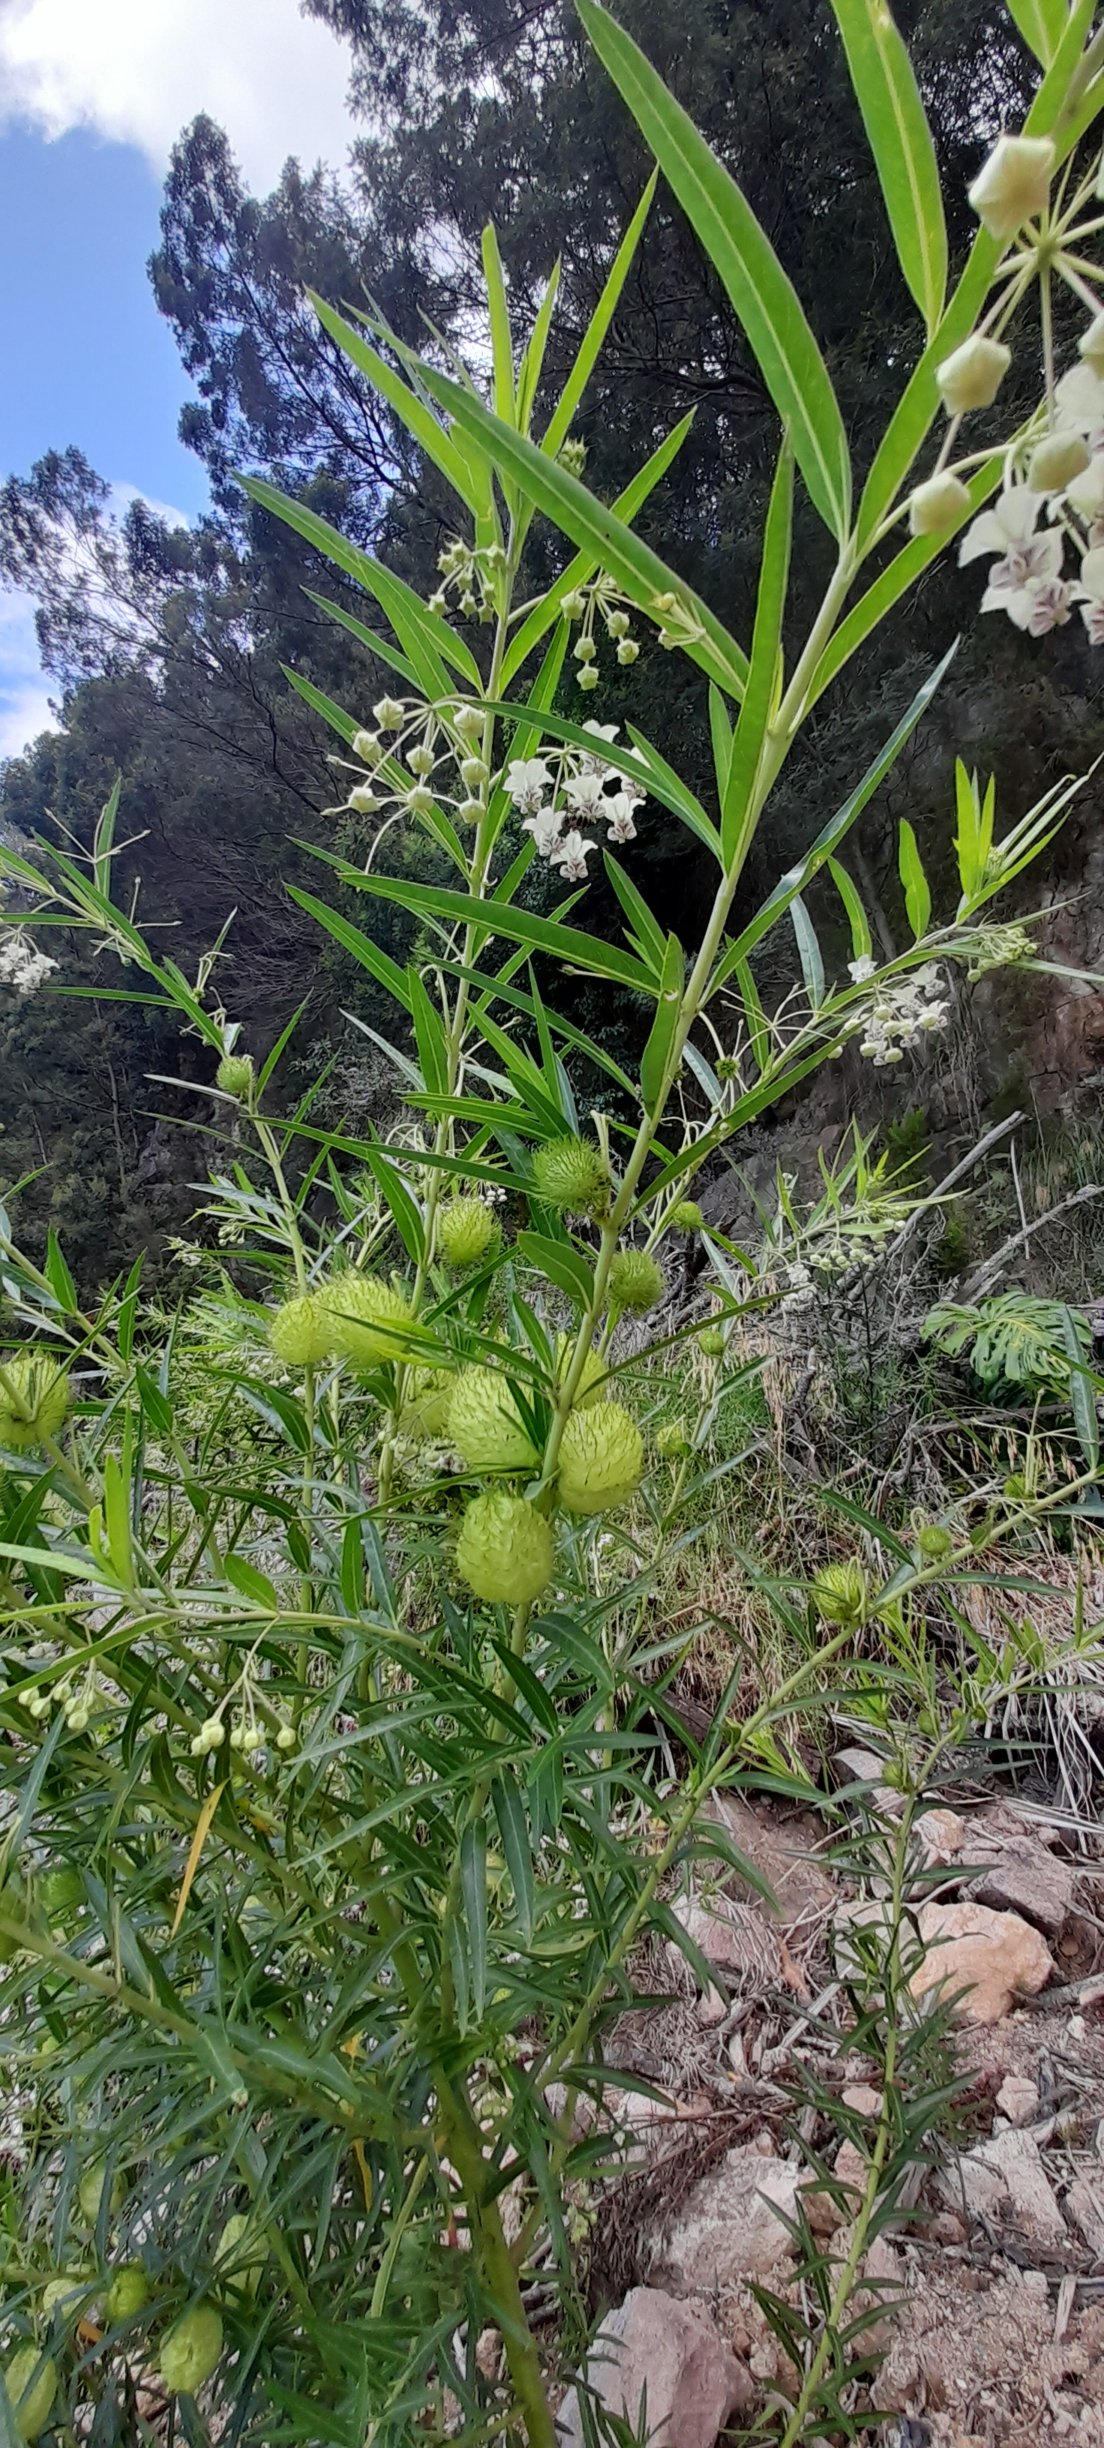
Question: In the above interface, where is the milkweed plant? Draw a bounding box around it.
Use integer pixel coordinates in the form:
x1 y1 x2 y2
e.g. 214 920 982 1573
3 0 1104 2440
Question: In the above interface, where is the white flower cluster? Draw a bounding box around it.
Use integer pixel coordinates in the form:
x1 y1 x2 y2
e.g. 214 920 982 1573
956 338 1104 641
0 931 58 998
429 537 506 626
844 958 950 1066
504 722 646 881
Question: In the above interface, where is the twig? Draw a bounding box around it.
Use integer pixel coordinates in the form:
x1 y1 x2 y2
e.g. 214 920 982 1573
960 1182 1104 1301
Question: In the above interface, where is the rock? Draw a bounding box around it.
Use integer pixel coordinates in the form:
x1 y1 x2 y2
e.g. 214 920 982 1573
912 1901 1054 2025
835 2138 868 2205
918 1808 966 1862
1067 2173 1104 2260
967 1834 1075 1939
652 2144 800 2292
995 2074 1040 2126
834 1745 903 1815
554 2286 751 2448
936 2128 1065 2246
843 2083 884 2117
703 1793 836 1930
669 1894 782 1995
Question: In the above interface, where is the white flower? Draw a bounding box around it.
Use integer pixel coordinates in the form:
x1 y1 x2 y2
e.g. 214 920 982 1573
851 963 949 1067
1073 543 1104 645
847 954 877 984
562 770 608 819
1055 362 1104 451
968 133 1054 238
958 486 1048 568
605 790 639 844
0 932 58 997
521 807 564 857
1066 455 1104 522
550 829 596 882
504 756 552 814
579 720 619 773
982 571 1071 633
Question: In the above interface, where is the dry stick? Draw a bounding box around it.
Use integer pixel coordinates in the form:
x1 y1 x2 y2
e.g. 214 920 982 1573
960 1180 1104 1302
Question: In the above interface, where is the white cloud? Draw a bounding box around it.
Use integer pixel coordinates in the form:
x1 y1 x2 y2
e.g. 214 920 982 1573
0 590 57 765
0 0 353 190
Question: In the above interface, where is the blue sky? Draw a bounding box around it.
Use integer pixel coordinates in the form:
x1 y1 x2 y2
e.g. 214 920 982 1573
0 0 353 760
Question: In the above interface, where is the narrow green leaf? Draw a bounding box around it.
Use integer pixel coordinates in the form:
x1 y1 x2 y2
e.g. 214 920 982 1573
517 260 561 432
1062 1307 1100 1473
288 885 413 1014
304 592 420 691
516 1231 596 1311
224 1554 279 1611
492 1778 535 1941
240 474 482 689
603 854 666 975
1005 0 1069 67
829 0 946 332
407 965 448 1097
577 0 851 539
639 933 685 1110
827 857 872 962
897 817 932 938
44 1229 77 1314
482 225 516 426
460 1821 488 2020
356 1142 426 1267
789 896 826 1010
542 174 657 459
723 435 793 867
734 958 770 1075
284 668 359 747
348 871 658 995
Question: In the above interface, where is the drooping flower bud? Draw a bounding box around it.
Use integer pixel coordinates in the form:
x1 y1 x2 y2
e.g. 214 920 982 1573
323 1273 416 1367
456 1489 555 1605
398 1366 455 1440
106 2262 151 2322
268 1295 333 1371
577 666 600 690
561 590 586 619
348 784 381 815
352 728 383 762
438 1196 501 1269
0 1353 70 1453
159 2302 223 2395
670 1199 704 1232
553 1333 609 1408
456 797 485 826
557 1401 643 1515
5 2346 58 2440
275 1722 297 1752
608 1249 665 1315
907 472 972 536
404 783 434 815
215 1052 254 1100
372 697 405 731
449 1368 540 1473
968 133 1054 238
616 639 640 665
406 741 435 776
936 334 1011 416
453 704 484 743
1026 430 1091 492
810 1558 869 1628
1078 312 1104 376
532 1135 608 1215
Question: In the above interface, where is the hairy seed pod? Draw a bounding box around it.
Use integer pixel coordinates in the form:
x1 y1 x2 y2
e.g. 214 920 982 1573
215 1052 254 1099
557 1402 643 1515
398 1366 455 1440
0 1353 70 1452
5 2346 59 2441
553 1334 609 1408
456 1490 555 1605
810 1559 869 1628
268 1295 333 1371
438 1196 501 1269
215 2214 267 2300
159 2302 223 2396
532 1135 608 1214
697 1326 726 1358
77 2163 125 2226
449 1368 540 1473
323 1273 415 1367
106 2262 150 2323
608 1249 665 1315
670 1200 704 1231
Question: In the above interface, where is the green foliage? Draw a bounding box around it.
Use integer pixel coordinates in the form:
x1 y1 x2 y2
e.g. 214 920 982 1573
924 1288 1093 1394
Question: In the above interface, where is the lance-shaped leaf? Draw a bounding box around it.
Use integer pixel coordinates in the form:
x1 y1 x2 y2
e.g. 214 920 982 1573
723 435 793 870
577 0 851 541
829 0 946 334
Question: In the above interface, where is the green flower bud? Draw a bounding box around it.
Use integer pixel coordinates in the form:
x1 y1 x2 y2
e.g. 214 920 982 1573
159 2301 223 2396
608 1249 665 1315
616 638 640 665
406 741 435 776
670 1200 704 1232
0 1353 70 1452
323 1273 416 1367
371 697 405 731
438 1197 501 1269
561 590 586 619
274 1723 297 1752
532 1135 608 1215
348 783 381 815
697 1326 725 1358
398 1366 455 1440
607 609 631 639
457 1491 555 1605
557 1401 643 1516
557 438 587 476
810 1559 869 1628
449 1368 540 1473
656 1417 690 1458
106 2262 150 2323
215 1052 254 1099
352 727 383 763
553 1334 609 1409
457 797 485 826
968 132 1054 238
269 1295 333 1371
1027 431 1091 492
453 704 484 743
907 473 972 536
577 666 600 691
936 334 1010 416
5 2347 58 2440
215 2213 267 2300
78 2162 125 2226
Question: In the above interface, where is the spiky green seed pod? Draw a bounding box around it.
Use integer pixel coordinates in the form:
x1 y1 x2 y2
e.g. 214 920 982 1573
398 1366 455 1440
324 1273 416 1367
106 2262 150 2322
438 1196 501 1269
0 1354 69 1452
40 2272 86 2324
269 1295 333 1371
608 1249 665 1315
215 2214 267 2300
553 1334 609 1408
532 1134 608 1215
215 1053 254 1100
449 1368 540 1473
810 1559 869 1628
670 1200 704 1232
916 1523 955 1561
697 1326 725 1358
457 1491 554 1605
159 2302 223 2396
557 1401 643 1516
656 1417 690 1458
5 2347 58 2440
